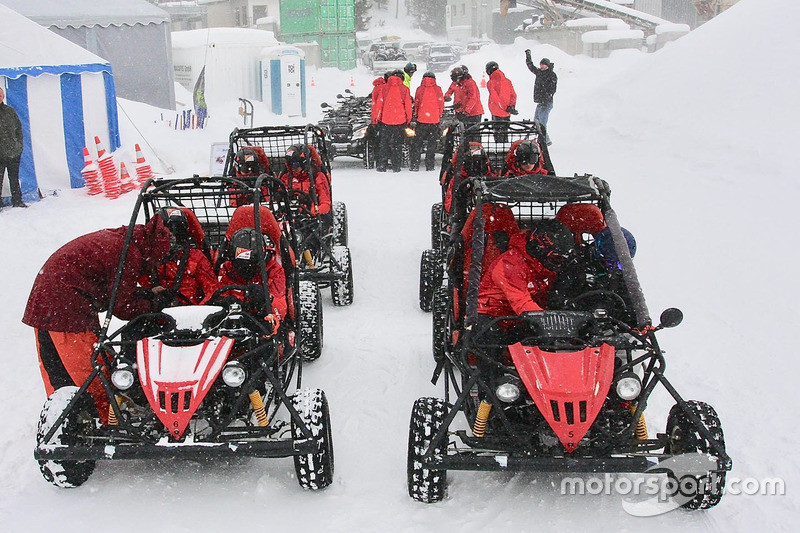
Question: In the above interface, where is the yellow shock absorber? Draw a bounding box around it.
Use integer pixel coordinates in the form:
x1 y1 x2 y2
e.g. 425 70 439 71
107 396 121 426
472 401 492 438
303 249 315 268
630 405 648 440
249 391 269 427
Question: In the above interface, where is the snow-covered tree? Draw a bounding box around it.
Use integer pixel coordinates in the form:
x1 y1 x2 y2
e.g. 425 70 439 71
355 0 373 31
405 0 446 35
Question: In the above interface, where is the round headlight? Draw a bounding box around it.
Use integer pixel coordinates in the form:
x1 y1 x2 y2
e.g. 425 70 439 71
111 365 135 390
222 362 247 388
496 382 520 403
615 374 642 400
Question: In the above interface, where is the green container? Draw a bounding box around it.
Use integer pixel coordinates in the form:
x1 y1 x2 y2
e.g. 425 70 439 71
280 0 320 35
320 33 357 69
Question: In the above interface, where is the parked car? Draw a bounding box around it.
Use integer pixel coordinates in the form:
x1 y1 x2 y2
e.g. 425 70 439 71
426 45 458 73
400 40 430 62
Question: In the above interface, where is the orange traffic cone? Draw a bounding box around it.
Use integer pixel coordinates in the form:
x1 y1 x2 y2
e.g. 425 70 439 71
350 76 355 87
81 146 103 196
480 74 487 88
134 143 155 185
119 162 137 194
95 137 121 199
311 77 316 87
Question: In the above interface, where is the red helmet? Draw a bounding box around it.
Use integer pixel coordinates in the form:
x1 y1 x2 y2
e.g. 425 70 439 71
555 203 606 243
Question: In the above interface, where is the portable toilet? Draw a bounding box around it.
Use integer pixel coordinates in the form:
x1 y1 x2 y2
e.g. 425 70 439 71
260 46 306 117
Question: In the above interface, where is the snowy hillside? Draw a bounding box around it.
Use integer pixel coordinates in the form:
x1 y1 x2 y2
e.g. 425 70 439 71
1 0 797 531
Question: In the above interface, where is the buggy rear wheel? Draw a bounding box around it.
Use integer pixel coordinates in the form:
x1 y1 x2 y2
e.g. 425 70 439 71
431 286 448 362
299 280 324 360
331 245 354 306
419 249 442 312
292 388 334 490
666 400 727 510
431 202 444 250
36 386 97 488
332 202 349 247
408 397 448 503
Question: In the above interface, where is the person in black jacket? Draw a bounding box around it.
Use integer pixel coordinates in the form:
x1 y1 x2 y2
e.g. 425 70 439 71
0 86 27 209
524 51 557 145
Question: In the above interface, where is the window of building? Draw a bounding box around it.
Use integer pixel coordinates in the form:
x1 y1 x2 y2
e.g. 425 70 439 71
253 5 267 22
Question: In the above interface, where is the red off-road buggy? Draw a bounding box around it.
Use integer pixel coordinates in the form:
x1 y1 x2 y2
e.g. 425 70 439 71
34 176 332 489
225 125 354 307
408 160 732 509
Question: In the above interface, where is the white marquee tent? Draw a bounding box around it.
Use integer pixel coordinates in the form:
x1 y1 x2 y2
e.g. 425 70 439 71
0 4 121 202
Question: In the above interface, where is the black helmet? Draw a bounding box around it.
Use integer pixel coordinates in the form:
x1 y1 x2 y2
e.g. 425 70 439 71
525 219 576 271
159 207 190 243
540 57 552 67
422 71 436 79
284 143 309 169
485 61 499 76
463 142 489 177
229 228 275 280
515 140 541 166
450 66 465 83
234 147 264 176
391 69 404 79
460 64 469 75
404 62 417 75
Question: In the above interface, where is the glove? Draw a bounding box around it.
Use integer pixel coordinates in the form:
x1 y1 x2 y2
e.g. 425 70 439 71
525 49 531 57
452 103 462 111
264 314 280 336
506 105 519 115
443 95 452 102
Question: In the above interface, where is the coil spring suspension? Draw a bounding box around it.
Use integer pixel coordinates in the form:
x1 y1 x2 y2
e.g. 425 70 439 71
303 250 315 268
107 396 122 426
249 391 269 427
630 405 648 440
472 401 492 438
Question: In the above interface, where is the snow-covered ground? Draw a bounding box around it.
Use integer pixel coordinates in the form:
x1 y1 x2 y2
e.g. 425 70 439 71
1 0 797 530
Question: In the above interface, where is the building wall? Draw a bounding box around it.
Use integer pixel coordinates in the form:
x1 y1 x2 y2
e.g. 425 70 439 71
446 0 501 40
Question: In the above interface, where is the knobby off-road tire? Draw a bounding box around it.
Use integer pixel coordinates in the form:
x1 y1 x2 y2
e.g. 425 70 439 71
330 245 354 306
298 280 323 361
407 397 448 503
292 388 334 490
419 249 442 312
36 386 97 488
431 285 448 362
666 400 727 510
431 202 444 251
332 201 349 247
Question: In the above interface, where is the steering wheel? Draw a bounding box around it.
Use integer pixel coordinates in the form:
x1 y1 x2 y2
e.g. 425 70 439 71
563 290 628 312
289 189 316 218
208 283 267 309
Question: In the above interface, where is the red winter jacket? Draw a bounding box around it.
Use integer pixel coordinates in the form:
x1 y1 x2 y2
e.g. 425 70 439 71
370 77 386 125
142 248 220 305
217 258 288 320
456 75 484 117
414 77 444 124
487 69 517 118
505 140 549 176
477 231 556 317
23 216 172 332
375 76 413 125
444 82 463 110
279 168 332 214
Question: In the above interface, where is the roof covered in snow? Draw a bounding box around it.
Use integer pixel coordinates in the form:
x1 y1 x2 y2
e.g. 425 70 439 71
0 0 169 29
0 3 110 78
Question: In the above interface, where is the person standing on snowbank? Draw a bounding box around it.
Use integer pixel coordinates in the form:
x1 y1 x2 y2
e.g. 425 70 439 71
524 51 557 145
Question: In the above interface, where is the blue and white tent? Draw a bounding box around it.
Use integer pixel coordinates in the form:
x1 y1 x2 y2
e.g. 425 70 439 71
0 4 120 203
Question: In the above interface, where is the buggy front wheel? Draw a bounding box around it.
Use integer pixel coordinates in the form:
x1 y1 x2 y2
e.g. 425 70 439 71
419 249 442 312
331 245 354 306
36 386 97 488
299 280 324 360
292 388 334 490
666 400 727 510
407 397 448 503
332 202 349 247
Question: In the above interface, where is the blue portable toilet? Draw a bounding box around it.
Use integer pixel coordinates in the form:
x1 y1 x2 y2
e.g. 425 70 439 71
260 46 306 117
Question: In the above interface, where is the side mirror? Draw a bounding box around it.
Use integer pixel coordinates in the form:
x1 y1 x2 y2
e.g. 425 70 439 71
320 102 330 108
336 93 344 99
345 89 353 95
658 308 683 329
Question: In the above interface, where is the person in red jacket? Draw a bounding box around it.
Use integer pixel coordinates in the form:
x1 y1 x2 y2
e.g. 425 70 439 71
476 220 575 383
442 142 495 213
374 70 413 172
23 216 172 422
217 228 286 334
140 208 220 306
505 139 550 176
369 75 388 166
279 143 332 217
410 71 444 172
449 66 483 143
485 61 518 143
